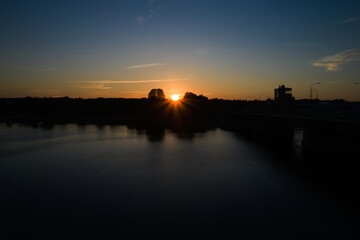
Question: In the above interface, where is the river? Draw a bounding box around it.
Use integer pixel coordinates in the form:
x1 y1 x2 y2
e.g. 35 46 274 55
0 123 358 239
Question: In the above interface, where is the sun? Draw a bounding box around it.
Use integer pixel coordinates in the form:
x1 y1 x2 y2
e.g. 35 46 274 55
170 94 180 101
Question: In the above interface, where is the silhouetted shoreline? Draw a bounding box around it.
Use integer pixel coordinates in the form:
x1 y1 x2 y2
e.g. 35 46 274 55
2 97 360 153
1 97 360 123
2 97 360 155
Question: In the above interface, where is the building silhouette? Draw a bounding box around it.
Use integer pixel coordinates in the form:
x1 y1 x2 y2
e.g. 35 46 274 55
274 85 293 103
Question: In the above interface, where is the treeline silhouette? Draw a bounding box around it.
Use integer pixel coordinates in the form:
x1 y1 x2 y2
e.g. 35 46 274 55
0 96 247 127
183 92 209 101
1 94 360 126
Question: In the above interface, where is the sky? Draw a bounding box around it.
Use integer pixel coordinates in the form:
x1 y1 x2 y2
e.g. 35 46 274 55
1 0 360 100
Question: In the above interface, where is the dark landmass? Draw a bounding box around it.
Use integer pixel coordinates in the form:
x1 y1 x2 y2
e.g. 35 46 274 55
1 96 360 154
1 97 360 125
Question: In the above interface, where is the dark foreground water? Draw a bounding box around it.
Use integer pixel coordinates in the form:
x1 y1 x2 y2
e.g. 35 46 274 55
0 123 359 239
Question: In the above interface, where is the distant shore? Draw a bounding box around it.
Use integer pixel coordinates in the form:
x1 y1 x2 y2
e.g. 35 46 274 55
1 97 360 123
2 97 360 143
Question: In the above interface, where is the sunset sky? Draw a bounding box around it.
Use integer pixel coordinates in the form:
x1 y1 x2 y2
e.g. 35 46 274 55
1 0 360 100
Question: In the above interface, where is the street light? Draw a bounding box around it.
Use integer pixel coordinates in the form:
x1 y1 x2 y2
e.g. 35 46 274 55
312 89 319 99
310 82 321 100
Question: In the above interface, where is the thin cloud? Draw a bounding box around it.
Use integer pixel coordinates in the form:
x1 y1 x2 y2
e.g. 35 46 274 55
337 17 358 24
125 90 148 98
124 63 163 69
73 79 186 84
77 84 112 90
312 49 360 72
137 16 146 25
136 0 158 25
149 9 155 19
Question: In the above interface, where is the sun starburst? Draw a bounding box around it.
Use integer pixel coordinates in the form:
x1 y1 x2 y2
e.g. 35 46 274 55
170 94 180 101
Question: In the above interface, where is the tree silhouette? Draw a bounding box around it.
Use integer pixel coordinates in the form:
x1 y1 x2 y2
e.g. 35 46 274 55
183 92 208 101
183 92 197 100
148 89 166 101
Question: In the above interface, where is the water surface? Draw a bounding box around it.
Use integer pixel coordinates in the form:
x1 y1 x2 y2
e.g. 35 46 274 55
0 123 358 239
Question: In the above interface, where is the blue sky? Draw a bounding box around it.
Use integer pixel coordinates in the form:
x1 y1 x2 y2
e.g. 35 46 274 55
1 0 360 100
